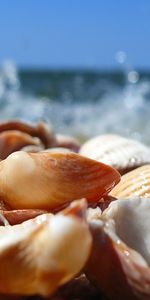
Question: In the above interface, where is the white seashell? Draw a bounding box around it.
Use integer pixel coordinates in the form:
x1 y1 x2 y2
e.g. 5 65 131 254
80 134 150 174
87 207 102 221
85 197 150 300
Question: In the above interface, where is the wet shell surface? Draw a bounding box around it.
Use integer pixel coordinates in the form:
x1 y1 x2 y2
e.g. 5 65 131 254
85 197 150 300
0 151 120 210
80 134 150 174
0 199 92 296
111 164 150 199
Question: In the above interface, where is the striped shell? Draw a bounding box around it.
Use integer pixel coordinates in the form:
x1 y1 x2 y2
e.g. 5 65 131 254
0 151 120 210
80 134 150 174
111 164 150 199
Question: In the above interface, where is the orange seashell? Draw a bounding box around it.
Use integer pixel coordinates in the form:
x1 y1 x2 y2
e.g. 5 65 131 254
0 130 41 159
80 134 150 174
111 164 150 199
0 120 57 148
0 199 92 296
0 209 47 225
0 151 120 210
85 197 150 300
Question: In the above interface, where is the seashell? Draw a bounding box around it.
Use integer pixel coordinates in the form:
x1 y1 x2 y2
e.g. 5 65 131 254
55 134 80 152
0 200 11 210
20 144 44 152
0 296 20 300
41 147 72 153
35 121 57 147
0 151 120 210
99 196 117 212
0 209 47 225
87 207 102 221
52 274 101 300
0 120 57 148
111 164 150 199
85 197 150 300
0 199 92 296
80 134 150 174
86 196 116 223
0 130 41 160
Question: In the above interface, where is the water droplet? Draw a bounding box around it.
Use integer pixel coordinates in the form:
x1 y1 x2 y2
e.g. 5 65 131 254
128 71 139 83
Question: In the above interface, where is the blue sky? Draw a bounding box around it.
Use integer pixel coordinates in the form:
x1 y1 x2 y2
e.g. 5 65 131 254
0 0 150 69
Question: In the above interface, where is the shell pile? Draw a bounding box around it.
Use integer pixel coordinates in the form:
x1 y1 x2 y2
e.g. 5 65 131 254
0 121 150 300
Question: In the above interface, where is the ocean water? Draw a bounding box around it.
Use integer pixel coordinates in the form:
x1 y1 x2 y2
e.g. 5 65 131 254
0 60 150 144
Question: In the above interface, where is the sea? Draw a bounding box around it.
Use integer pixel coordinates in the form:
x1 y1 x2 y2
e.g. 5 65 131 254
0 60 150 144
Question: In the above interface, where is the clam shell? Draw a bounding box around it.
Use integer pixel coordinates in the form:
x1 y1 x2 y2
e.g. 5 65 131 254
0 120 56 148
85 198 150 300
0 151 120 210
0 199 92 296
80 134 150 174
0 130 41 159
111 164 150 199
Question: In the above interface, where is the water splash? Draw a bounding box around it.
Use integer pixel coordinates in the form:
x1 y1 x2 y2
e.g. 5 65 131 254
0 60 150 144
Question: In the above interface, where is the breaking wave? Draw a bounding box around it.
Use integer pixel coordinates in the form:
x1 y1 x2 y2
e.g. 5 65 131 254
0 60 150 144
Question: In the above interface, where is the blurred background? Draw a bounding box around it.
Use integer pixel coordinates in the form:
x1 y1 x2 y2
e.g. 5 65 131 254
0 0 150 142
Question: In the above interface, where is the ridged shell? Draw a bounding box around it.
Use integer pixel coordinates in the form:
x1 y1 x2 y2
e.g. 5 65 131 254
80 134 150 174
85 198 150 300
0 199 92 296
0 151 120 210
111 164 150 199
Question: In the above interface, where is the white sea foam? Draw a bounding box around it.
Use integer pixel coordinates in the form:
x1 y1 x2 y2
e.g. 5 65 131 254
0 60 150 144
